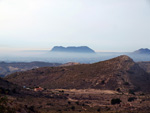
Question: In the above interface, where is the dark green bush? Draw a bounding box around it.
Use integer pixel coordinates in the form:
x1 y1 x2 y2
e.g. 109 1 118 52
124 82 129 85
97 108 101 112
68 101 71 105
129 89 135 95
128 97 137 102
75 101 79 105
28 106 35 112
111 98 121 105
71 106 75 111
101 80 105 84
116 88 121 92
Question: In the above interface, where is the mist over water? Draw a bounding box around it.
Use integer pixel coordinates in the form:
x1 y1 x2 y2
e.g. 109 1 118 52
0 50 149 63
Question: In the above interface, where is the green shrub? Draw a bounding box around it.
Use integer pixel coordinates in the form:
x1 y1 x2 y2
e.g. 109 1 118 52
116 88 121 92
97 108 101 112
111 98 121 105
68 101 71 105
75 101 79 105
28 106 35 112
101 80 105 84
71 106 75 111
129 89 135 95
128 97 137 102
59 90 64 93
124 82 129 85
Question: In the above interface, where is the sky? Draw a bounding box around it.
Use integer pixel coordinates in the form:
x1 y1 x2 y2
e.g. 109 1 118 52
0 0 150 52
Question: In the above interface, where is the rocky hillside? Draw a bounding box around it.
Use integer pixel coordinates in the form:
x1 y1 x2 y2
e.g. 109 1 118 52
137 61 150 73
0 77 22 96
5 55 150 93
0 77 13 90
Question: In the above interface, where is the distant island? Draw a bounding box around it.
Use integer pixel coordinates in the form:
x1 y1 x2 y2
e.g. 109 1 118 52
51 46 95 53
133 48 150 54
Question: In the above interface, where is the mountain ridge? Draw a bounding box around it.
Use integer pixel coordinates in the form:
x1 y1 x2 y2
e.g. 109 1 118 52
132 48 150 54
51 46 95 53
5 55 150 93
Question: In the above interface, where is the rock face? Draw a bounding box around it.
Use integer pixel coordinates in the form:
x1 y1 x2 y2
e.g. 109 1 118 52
51 46 95 53
133 48 150 54
5 55 150 93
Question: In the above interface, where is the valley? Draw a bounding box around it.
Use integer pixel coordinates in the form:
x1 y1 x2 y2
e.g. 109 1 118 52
1 0 150 112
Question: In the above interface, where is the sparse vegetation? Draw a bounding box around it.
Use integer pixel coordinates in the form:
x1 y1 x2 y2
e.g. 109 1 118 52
0 95 15 113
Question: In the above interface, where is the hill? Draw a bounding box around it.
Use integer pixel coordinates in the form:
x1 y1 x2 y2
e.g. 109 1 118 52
0 61 61 77
51 46 95 53
5 55 150 93
132 48 150 54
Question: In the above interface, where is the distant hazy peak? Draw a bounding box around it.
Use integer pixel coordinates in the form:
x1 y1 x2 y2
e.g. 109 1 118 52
133 48 150 54
51 46 95 53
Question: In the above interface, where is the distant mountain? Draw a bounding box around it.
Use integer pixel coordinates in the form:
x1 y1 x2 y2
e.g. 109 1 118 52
6 55 150 93
51 46 95 53
132 48 150 54
0 61 61 77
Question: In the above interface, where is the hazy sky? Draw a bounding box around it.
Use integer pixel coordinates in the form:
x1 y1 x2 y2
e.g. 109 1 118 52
0 0 150 52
